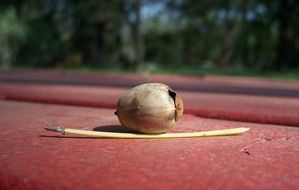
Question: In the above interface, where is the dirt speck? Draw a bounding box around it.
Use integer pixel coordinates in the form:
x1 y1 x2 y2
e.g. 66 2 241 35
242 149 251 155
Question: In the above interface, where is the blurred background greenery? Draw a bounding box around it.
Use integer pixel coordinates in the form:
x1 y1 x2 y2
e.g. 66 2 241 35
0 0 298 79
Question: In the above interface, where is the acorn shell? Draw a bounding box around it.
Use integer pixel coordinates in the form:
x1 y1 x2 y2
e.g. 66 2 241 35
115 83 184 134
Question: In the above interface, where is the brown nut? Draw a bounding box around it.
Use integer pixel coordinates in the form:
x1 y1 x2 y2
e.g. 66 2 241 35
115 83 183 134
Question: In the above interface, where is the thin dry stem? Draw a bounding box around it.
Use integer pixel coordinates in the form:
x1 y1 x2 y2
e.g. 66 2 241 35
45 124 65 134
44 125 249 139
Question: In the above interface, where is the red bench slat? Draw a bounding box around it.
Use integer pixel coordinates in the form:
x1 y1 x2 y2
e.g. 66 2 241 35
0 101 298 190
1 83 299 127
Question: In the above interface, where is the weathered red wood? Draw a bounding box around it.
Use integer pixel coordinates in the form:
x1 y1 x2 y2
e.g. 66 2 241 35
0 101 298 190
1 83 299 127
1 70 299 97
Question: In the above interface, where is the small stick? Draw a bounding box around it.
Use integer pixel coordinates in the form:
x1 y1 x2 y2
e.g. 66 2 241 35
44 125 249 139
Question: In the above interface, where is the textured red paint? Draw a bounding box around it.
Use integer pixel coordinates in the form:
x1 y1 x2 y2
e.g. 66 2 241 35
0 83 119 108
1 70 299 189
1 69 299 89
182 91 299 127
1 83 299 127
0 101 299 190
1 70 299 97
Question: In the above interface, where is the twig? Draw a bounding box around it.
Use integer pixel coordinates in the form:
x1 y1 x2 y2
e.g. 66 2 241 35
44 125 249 139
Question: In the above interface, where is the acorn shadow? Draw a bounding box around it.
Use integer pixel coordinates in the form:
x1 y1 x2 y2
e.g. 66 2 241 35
40 124 137 139
39 135 97 139
93 125 135 133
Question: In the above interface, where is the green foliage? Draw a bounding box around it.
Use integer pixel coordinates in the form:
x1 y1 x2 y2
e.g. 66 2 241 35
149 0 299 72
0 0 298 75
0 7 26 69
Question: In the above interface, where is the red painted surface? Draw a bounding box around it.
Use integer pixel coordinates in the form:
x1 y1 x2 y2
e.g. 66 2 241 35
1 83 299 127
1 70 299 97
1 70 299 189
0 101 299 190
1 69 299 88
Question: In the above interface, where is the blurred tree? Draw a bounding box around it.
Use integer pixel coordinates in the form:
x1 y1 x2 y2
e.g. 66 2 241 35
70 0 125 67
133 0 144 72
1 0 126 68
123 0 145 71
275 0 298 71
0 7 26 70
0 0 298 72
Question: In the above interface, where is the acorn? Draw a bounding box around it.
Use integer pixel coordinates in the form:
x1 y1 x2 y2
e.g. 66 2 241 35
115 83 184 134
